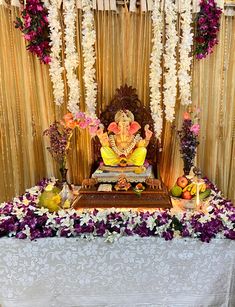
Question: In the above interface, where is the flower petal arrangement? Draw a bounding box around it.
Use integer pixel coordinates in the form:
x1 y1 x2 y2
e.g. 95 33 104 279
195 0 222 59
15 0 51 64
0 177 234 242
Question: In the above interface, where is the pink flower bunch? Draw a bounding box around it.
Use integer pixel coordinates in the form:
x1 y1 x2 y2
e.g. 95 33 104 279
61 112 100 136
15 0 51 64
195 0 222 59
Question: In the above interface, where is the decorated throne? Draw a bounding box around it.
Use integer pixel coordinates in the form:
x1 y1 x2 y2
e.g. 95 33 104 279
73 85 172 209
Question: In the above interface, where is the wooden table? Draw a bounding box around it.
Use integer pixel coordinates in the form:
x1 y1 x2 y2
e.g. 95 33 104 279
73 185 172 209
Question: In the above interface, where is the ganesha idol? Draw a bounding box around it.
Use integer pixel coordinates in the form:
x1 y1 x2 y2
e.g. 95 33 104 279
96 109 153 167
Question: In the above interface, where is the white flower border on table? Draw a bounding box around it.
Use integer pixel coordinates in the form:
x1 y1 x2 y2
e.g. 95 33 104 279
81 0 97 118
64 0 81 114
149 0 163 140
48 0 64 106
163 0 178 122
0 177 234 243
178 0 194 106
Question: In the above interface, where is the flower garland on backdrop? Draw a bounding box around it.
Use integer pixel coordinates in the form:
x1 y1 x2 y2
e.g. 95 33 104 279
81 0 98 118
178 0 194 105
47 0 64 105
15 0 51 64
163 0 178 122
0 177 234 242
195 0 222 59
149 0 163 140
63 0 80 114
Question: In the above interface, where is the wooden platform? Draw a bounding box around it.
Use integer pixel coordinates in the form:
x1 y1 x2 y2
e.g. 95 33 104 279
72 185 172 209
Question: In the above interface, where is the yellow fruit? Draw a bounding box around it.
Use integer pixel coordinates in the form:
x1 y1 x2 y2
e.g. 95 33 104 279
39 187 62 212
200 183 206 193
186 183 193 191
190 185 197 196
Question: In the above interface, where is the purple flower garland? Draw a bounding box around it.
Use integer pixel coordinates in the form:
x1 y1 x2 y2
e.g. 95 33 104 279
195 0 222 59
15 0 51 64
0 178 234 242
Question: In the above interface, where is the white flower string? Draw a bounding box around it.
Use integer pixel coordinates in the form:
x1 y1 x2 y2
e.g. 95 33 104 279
81 0 97 118
163 0 178 122
178 0 194 105
48 0 64 105
63 0 80 114
149 0 163 140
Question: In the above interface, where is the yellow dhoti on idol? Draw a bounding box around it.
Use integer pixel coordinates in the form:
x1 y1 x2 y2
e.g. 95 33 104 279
101 146 147 166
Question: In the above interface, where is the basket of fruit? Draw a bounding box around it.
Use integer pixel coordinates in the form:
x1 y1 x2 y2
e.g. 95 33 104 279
171 176 211 209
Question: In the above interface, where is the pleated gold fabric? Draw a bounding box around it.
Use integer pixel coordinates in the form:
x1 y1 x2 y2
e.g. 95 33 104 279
0 6 234 203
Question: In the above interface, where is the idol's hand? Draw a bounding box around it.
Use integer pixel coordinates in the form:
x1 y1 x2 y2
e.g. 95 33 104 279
97 124 104 137
144 124 153 141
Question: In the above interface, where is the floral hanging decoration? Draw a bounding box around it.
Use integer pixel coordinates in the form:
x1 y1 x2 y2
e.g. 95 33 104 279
163 0 178 122
63 0 80 115
15 0 51 64
195 0 222 59
47 0 65 105
178 0 194 105
81 0 98 118
149 0 163 140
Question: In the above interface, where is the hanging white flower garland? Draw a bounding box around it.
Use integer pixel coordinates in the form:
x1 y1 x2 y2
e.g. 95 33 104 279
149 0 164 140
63 0 80 114
81 0 97 118
178 0 194 105
163 0 178 122
48 0 64 105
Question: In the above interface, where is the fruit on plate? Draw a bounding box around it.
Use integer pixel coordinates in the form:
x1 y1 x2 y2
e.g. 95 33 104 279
171 185 183 197
182 182 207 196
176 176 188 188
182 190 193 200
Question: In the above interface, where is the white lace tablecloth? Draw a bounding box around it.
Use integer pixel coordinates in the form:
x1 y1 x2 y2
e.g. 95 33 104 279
0 237 235 307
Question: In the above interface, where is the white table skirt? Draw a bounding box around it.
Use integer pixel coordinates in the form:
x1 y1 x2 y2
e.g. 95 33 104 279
0 237 234 307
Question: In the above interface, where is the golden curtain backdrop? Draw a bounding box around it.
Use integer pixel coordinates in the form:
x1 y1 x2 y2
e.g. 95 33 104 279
0 6 234 203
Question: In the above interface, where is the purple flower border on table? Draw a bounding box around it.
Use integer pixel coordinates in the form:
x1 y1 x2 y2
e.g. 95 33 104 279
0 178 234 243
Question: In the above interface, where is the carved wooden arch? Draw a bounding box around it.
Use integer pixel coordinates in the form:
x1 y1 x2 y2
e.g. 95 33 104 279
91 85 160 176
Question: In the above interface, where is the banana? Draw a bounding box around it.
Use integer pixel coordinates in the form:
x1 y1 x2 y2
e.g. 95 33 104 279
200 183 207 193
184 183 193 192
190 184 197 195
